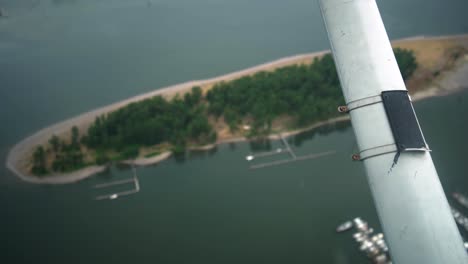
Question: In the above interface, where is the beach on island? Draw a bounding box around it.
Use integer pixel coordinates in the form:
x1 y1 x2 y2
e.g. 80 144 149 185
6 34 468 184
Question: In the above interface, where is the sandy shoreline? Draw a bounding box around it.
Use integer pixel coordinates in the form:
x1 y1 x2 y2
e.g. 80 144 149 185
121 152 172 166
6 34 468 184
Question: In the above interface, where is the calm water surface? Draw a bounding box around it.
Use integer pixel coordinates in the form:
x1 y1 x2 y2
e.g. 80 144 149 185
1 0 468 263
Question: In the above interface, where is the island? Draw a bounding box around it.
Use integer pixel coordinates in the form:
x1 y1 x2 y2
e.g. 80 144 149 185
6 34 468 184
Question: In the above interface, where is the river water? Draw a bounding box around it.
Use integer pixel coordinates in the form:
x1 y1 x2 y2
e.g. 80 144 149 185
1 0 468 263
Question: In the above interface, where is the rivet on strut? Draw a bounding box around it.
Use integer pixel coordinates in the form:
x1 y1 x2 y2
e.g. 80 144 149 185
338 105 349 113
351 154 361 161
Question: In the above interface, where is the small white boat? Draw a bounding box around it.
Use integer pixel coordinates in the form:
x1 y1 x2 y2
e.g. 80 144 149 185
336 220 353 233
109 194 119 200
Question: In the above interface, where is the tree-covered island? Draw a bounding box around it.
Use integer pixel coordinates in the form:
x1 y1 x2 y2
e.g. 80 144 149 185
29 46 460 176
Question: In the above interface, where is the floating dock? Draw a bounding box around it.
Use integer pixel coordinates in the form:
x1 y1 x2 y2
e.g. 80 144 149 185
94 164 140 200
246 134 335 170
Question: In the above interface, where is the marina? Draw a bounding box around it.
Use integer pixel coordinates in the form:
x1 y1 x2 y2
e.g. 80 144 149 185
336 218 390 264
339 194 468 263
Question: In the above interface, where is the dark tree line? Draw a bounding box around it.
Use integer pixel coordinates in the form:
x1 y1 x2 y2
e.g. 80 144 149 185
206 53 344 134
82 86 216 158
32 146 47 175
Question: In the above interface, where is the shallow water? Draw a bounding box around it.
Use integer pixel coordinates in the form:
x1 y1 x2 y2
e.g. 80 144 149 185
1 0 468 263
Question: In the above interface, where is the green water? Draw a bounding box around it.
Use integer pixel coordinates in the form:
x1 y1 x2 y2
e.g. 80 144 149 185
1 0 468 263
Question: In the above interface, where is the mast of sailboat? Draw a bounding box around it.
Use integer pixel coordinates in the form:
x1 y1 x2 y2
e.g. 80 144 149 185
318 0 468 262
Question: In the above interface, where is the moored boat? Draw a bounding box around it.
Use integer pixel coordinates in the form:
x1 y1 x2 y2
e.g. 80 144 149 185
336 220 353 233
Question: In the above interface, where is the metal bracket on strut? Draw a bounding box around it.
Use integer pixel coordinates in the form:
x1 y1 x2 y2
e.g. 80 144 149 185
346 91 431 162
338 94 383 114
351 143 398 162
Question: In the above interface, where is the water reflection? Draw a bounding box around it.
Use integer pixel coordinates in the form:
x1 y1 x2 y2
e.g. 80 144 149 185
228 142 237 151
244 120 352 152
248 138 272 151
292 120 351 147
114 162 132 171
187 146 219 160
94 166 112 180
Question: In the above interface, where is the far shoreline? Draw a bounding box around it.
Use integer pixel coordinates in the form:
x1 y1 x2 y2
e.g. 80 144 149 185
6 34 468 184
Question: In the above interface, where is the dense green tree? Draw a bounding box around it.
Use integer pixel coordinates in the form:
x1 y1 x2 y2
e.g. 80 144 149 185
51 149 84 172
394 48 418 80
95 151 110 165
71 126 80 149
32 146 47 175
184 86 202 107
48 135 60 152
121 145 139 160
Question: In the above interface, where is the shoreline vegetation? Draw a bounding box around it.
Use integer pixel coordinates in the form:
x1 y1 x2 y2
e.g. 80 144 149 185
6 34 468 184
